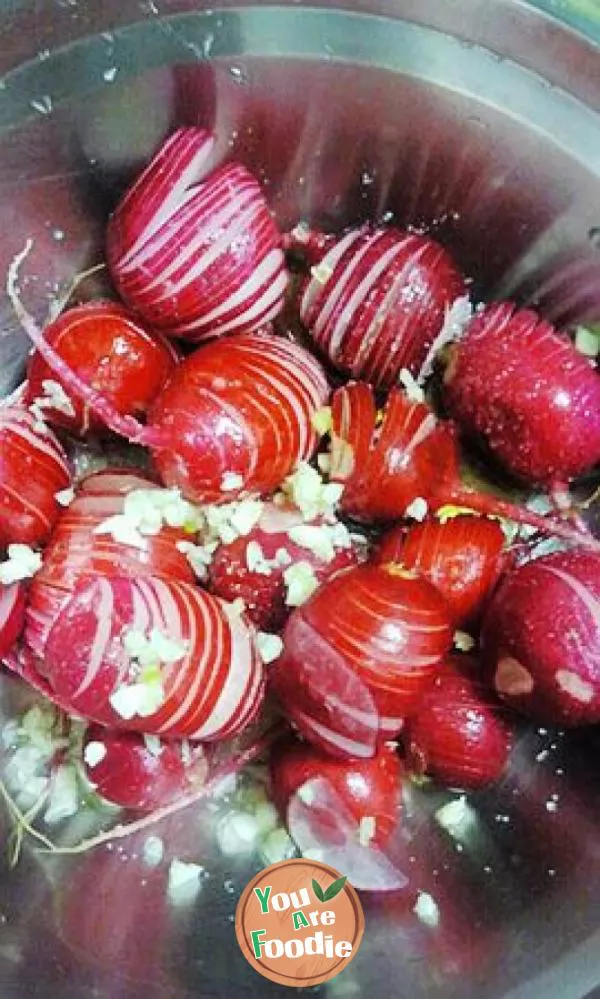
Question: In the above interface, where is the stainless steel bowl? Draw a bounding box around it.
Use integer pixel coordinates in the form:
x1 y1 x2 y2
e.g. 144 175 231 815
1 3 600 997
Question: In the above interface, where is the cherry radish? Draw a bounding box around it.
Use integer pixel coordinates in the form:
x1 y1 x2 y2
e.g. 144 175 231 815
25 470 195 658
294 224 466 389
376 516 508 628
271 563 453 757
444 302 600 486
481 549 600 726
6 268 330 503
41 574 264 741
26 301 179 436
269 735 402 847
286 775 408 892
208 501 360 631
82 724 209 811
107 127 288 341
404 656 514 789
0 582 26 658
328 380 600 549
0 406 71 547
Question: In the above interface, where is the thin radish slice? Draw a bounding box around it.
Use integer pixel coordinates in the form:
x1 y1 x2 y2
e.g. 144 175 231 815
287 776 408 892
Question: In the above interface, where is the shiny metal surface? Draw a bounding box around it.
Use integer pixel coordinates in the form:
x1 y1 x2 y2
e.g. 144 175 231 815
1 3 600 998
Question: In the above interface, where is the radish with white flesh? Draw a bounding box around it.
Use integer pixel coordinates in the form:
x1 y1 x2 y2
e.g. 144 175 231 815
404 656 514 789
82 724 209 810
25 469 195 658
208 501 361 631
26 301 179 436
376 516 509 628
0 406 71 547
107 127 288 340
444 302 600 486
482 550 600 726
269 735 402 847
40 574 264 740
270 563 453 757
286 775 408 892
6 266 330 504
0 582 26 658
294 224 466 389
327 380 599 548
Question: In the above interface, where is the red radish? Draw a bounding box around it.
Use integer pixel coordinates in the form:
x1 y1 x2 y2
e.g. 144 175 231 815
147 334 329 503
294 224 466 389
41 574 264 741
269 735 402 847
271 563 453 758
0 406 71 547
286 775 408 892
107 127 288 340
376 515 508 628
25 469 195 659
208 501 361 631
444 301 600 486
26 301 179 436
404 656 514 789
7 267 330 503
328 380 599 549
0 582 26 658
82 724 208 810
481 549 600 726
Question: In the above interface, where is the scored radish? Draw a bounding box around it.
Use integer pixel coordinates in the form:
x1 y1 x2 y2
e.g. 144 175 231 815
286 776 408 892
6 267 330 504
26 301 179 436
294 224 466 389
327 380 600 549
376 516 509 628
269 735 402 847
271 563 453 756
481 549 600 726
0 582 26 659
25 470 195 659
41 574 264 741
107 127 288 341
403 656 514 789
444 302 600 486
82 724 209 811
0 406 71 547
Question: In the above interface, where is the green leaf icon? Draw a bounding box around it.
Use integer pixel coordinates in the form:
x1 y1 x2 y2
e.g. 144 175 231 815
323 876 348 902
312 878 326 903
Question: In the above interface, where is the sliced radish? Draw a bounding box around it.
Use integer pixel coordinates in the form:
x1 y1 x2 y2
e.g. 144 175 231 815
297 225 466 389
107 128 288 341
287 776 408 892
42 574 264 741
270 736 402 847
376 516 509 628
271 564 453 756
